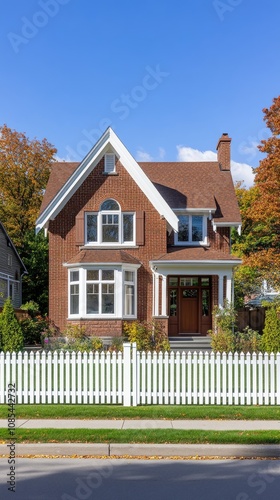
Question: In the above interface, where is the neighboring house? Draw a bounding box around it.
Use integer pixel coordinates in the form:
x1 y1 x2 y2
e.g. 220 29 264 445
0 221 27 309
36 128 241 337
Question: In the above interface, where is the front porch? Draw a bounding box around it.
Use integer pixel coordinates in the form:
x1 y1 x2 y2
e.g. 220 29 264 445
150 262 237 337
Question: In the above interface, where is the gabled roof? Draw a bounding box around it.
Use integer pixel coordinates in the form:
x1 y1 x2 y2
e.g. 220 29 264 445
36 128 179 233
0 221 27 273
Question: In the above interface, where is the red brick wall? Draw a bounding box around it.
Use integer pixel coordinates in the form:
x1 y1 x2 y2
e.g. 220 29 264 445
48 157 167 334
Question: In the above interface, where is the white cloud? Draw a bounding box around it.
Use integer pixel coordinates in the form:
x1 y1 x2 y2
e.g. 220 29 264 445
176 145 217 162
176 145 255 188
136 147 166 162
158 147 166 160
136 149 154 161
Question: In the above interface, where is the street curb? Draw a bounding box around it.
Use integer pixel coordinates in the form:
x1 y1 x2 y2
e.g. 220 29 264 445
0 443 279 458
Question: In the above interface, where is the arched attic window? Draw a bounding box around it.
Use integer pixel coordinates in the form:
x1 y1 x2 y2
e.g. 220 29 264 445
85 199 135 245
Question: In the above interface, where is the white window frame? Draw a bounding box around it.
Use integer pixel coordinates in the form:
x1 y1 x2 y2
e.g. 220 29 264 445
174 213 208 246
68 265 138 319
85 202 135 246
123 268 137 318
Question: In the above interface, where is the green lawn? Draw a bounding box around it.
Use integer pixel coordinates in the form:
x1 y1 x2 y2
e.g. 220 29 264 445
0 428 279 445
0 404 280 420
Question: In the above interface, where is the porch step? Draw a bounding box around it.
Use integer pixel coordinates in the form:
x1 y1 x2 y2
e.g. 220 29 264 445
169 336 212 353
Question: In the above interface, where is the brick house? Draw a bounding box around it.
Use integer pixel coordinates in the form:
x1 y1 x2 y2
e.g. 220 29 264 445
36 128 241 337
0 221 27 309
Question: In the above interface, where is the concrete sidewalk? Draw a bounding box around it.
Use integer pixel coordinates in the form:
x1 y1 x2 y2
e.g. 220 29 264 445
0 419 279 430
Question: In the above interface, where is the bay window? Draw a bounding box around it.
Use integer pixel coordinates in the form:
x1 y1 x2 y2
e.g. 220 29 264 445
68 266 138 318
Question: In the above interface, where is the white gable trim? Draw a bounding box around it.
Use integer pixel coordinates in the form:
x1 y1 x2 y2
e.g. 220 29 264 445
36 128 178 233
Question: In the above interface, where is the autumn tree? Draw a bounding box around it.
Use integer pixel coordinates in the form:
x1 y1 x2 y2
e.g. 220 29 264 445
246 96 280 289
0 124 56 248
0 124 56 313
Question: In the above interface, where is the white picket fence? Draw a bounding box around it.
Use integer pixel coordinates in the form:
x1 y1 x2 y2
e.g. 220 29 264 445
0 343 280 406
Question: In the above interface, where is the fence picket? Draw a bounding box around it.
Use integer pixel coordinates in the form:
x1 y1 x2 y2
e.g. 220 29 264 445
23 351 29 403
277 353 280 405
264 353 269 405
35 352 41 404
0 352 4 404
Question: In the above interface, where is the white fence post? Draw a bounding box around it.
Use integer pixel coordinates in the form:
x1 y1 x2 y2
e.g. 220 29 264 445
123 343 132 406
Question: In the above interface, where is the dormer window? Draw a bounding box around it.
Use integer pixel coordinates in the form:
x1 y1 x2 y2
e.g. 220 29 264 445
175 214 207 246
104 153 115 174
85 199 135 245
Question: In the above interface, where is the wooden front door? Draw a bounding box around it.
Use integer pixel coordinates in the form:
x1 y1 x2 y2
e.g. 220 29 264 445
180 288 199 333
168 276 212 336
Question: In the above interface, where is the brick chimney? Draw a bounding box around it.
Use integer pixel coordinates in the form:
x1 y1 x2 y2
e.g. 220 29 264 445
216 133 231 171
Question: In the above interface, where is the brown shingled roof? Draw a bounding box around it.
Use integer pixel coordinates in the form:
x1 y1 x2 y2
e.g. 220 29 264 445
40 162 79 215
152 246 241 262
66 249 141 265
139 162 241 223
40 160 241 224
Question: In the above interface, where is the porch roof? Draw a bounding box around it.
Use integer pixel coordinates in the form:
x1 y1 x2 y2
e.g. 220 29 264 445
151 246 242 262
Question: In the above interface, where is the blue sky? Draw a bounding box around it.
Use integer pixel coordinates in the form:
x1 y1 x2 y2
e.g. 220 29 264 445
1 0 280 187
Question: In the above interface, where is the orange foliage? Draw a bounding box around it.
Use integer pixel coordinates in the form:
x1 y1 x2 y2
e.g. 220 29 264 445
0 124 56 247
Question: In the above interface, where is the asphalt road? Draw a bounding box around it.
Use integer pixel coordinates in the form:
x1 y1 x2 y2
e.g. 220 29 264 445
1 458 280 500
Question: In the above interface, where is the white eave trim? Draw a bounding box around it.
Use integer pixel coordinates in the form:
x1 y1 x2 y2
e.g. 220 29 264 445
64 262 142 269
212 220 242 235
36 127 178 233
150 259 242 267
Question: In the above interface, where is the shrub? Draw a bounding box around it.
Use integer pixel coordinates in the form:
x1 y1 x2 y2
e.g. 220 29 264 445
108 336 124 352
0 298 24 352
123 320 170 352
235 327 262 353
261 305 280 353
209 301 237 353
210 329 236 353
20 300 40 318
50 324 104 352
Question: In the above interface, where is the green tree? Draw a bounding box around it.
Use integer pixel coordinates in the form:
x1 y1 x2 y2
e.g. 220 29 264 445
21 230 49 314
261 303 280 353
0 298 24 352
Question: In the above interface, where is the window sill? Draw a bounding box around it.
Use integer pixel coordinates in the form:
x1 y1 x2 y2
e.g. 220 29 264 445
173 243 210 248
67 316 136 321
103 172 119 176
81 245 139 249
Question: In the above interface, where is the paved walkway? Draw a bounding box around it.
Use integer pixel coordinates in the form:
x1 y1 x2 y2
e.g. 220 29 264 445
0 419 279 458
0 419 279 430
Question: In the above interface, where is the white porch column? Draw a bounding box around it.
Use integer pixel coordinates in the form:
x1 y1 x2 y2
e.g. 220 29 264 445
154 272 159 316
161 275 167 316
226 273 232 304
218 273 224 308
